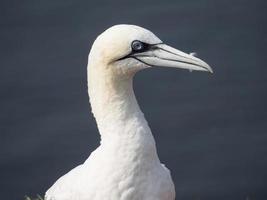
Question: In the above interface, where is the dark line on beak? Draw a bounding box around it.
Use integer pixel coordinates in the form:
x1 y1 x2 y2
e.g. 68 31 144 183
153 45 210 71
156 46 195 61
131 56 209 71
157 56 209 71
117 43 209 72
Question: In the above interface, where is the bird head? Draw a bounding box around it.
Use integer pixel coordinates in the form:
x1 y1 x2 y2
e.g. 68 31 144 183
88 24 212 76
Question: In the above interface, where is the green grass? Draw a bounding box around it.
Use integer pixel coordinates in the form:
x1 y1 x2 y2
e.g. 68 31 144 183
24 195 44 200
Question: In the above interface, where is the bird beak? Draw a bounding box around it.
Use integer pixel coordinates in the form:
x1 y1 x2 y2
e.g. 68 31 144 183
134 43 213 73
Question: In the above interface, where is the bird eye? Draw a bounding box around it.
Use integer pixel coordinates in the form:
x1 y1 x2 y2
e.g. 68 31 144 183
131 40 144 51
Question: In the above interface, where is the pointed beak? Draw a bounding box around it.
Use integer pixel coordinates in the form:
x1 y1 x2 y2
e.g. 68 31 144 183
134 43 213 73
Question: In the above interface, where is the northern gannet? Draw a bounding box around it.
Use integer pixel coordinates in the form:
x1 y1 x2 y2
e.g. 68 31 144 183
45 24 212 200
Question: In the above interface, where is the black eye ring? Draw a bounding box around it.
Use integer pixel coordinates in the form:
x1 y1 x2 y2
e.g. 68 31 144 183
131 40 144 51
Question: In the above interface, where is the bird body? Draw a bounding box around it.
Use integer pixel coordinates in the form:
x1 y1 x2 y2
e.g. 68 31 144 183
45 24 211 200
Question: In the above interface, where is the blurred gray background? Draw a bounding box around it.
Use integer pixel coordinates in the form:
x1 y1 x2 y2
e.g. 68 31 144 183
1 0 267 199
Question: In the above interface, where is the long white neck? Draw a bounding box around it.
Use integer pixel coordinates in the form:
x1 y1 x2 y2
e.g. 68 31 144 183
87 59 159 162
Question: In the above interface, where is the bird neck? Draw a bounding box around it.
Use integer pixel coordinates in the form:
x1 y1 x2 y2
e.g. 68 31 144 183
87 62 159 160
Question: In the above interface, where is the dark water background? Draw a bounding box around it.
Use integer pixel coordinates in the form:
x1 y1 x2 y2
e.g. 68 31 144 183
1 0 267 199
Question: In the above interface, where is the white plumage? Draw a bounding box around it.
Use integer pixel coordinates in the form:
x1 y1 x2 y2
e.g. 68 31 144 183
45 24 212 200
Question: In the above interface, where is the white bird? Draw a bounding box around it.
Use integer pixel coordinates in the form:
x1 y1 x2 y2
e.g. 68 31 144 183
45 24 212 200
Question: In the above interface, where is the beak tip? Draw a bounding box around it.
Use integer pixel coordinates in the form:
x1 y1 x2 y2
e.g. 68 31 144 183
203 63 213 74
208 68 213 74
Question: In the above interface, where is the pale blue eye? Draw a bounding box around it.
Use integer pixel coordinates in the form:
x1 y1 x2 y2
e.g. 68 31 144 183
132 40 144 51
